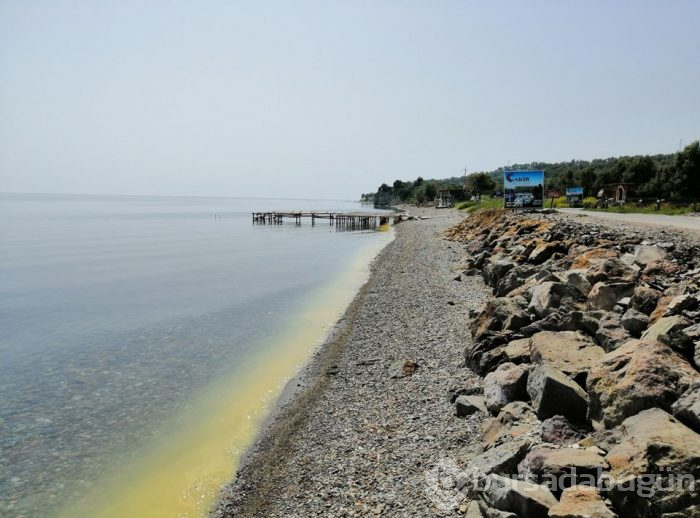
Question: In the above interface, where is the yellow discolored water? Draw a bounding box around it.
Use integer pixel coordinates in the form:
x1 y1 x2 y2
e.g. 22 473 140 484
56 232 392 518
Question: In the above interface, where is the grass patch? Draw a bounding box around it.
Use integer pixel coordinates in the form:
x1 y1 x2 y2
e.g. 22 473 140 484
585 204 695 215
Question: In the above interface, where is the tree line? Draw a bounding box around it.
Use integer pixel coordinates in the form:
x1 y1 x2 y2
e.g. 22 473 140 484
364 141 699 206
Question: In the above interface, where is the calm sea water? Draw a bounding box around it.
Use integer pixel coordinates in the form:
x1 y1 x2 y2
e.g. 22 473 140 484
0 193 391 516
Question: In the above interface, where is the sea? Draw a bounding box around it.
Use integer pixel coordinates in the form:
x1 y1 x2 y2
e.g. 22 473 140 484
0 193 393 518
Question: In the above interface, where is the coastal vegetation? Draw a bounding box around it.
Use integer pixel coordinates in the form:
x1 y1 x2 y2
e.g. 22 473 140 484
365 142 700 207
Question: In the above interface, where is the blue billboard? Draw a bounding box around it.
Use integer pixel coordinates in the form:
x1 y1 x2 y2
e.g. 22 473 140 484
504 170 544 209
566 187 584 196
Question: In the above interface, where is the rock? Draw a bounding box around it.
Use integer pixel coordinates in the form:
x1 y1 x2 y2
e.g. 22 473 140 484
633 245 667 266
649 295 674 323
556 269 593 296
672 382 700 433
585 257 639 284
389 359 418 378
540 415 585 445
465 501 484 518
483 474 557 518
587 282 636 311
483 363 530 414
666 293 700 315
640 258 682 281
455 395 488 417
587 340 699 429
529 282 584 318
549 486 617 518
541 448 609 488
478 338 532 374
517 443 559 481
641 315 691 345
462 437 531 476
594 311 632 351
529 331 604 386
496 265 537 297
481 402 541 449
606 408 700 517
483 258 517 288
529 242 567 265
620 308 649 337
570 248 618 270
630 285 662 315
527 364 588 423
471 297 531 340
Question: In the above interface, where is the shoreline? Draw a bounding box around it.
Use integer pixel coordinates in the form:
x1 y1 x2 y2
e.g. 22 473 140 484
213 206 490 517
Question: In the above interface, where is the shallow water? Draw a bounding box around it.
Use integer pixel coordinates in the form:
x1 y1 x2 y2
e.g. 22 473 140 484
0 193 392 517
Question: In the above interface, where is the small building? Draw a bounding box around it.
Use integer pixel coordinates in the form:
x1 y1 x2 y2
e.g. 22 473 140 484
598 183 636 203
435 189 468 208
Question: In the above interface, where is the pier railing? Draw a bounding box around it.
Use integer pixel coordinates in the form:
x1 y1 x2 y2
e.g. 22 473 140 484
252 211 402 230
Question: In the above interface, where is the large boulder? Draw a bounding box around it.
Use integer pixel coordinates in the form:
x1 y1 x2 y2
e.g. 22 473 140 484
539 415 585 445
455 395 488 417
549 486 617 518
620 308 649 337
529 242 567 265
629 285 663 315
587 282 636 311
585 257 639 284
606 408 700 517
483 258 517 288
641 315 692 345
640 259 682 282
633 245 667 266
471 297 531 340
462 437 531 476
587 340 699 429
529 282 584 318
481 402 541 449
483 474 558 518
527 364 589 423
478 338 531 374
496 265 537 297
594 311 633 352
483 363 529 414
529 331 604 386
672 382 700 433
570 248 618 270
556 269 593 296
541 448 609 488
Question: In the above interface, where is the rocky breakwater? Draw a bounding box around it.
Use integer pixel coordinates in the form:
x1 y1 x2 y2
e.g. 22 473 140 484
444 209 700 518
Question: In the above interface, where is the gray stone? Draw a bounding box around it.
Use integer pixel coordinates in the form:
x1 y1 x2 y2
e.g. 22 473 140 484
483 363 529 414
587 282 636 311
641 314 691 343
529 331 604 386
529 282 583 318
672 382 700 433
539 415 585 445
463 437 531 476
620 308 649 336
587 340 699 429
630 284 663 315
455 395 488 417
633 244 667 266
527 364 588 423
607 408 700 516
555 269 593 296
483 474 558 518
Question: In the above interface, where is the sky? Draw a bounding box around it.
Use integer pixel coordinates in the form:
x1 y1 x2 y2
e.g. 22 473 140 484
1 1 699 199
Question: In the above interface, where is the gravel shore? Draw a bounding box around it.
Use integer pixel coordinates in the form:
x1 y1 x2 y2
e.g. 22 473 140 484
214 207 491 517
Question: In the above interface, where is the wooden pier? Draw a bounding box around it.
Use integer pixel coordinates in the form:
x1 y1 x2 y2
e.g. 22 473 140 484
252 211 403 229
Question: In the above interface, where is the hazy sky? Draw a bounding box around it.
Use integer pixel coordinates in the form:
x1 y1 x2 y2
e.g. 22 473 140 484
1 1 698 199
